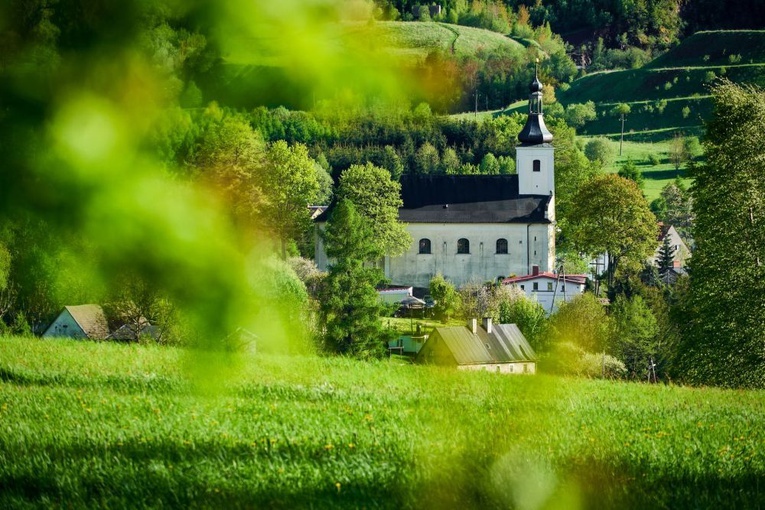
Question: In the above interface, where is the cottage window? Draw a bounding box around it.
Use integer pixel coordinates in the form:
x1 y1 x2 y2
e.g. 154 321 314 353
547 282 553 291
496 238 508 254
457 238 470 254
533 159 541 172
419 238 431 254
533 282 539 291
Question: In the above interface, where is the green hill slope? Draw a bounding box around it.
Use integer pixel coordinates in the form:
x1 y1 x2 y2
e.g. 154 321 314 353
203 21 524 109
344 21 524 63
558 30 765 141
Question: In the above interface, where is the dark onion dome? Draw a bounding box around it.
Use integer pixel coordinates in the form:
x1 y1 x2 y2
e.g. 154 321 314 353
518 72 553 145
529 75 543 93
517 113 553 145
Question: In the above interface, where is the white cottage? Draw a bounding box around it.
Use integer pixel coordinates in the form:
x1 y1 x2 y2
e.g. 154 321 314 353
316 71 557 289
502 267 587 314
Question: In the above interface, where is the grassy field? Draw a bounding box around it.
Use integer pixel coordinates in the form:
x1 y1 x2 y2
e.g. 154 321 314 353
1 336 764 508
580 137 694 202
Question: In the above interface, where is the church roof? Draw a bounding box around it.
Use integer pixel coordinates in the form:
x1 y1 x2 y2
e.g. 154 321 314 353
315 175 552 224
398 175 551 224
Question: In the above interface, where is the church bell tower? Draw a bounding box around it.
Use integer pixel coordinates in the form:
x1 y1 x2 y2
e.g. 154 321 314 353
517 65 555 211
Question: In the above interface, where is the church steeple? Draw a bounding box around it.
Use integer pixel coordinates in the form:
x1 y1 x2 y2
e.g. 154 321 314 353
518 62 553 145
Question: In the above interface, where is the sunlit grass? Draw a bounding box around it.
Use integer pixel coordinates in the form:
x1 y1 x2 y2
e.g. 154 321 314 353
1 336 764 508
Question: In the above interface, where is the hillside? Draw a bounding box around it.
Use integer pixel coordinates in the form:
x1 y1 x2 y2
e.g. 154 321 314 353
2 337 765 508
204 21 525 110
343 21 525 63
557 30 765 141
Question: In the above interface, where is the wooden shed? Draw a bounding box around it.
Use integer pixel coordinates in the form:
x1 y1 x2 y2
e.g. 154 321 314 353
416 318 536 374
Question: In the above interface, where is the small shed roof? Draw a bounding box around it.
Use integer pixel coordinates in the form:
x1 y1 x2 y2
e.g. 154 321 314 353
65 304 110 339
433 323 536 365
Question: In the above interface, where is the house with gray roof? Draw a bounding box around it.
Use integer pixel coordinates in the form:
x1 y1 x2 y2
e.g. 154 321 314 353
42 304 110 340
416 318 536 374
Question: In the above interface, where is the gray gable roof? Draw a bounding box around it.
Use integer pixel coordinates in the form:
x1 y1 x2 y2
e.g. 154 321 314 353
431 323 536 365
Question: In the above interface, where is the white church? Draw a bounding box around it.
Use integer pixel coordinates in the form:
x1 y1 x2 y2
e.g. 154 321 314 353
316 71 558 289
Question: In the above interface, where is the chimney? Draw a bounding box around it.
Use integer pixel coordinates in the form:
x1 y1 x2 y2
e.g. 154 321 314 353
532 265 539 276
468 318 477 334
482 317 492 334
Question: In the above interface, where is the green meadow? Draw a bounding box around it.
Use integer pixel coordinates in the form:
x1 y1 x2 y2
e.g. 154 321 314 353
558 31 765 142
1 336 764 508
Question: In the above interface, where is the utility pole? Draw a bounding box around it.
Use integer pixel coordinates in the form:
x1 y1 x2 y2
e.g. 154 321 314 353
620 112 626 156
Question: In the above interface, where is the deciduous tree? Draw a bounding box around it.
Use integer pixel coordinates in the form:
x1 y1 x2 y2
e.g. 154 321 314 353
677 80 765 388
335 162 411 258
568 174 657 287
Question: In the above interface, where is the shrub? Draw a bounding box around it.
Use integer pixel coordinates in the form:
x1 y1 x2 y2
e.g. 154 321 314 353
584 138 615 166
542 342 626 379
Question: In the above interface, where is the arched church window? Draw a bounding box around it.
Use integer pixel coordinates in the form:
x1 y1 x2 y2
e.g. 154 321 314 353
419 238 431 254
496 238 508 254
533 159 541 172
457 238 470 254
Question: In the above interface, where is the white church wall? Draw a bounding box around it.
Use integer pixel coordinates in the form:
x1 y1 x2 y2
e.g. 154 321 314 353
517 145 555 197
386 222 555 288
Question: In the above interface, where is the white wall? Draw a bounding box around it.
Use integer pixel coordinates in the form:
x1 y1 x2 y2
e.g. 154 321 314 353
507 276 586 314
42 310 86 339
517 145 555 202
457 362 536 375
385 222 555 288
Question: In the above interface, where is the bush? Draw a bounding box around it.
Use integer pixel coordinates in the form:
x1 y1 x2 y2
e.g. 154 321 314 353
542 342 626 379
584 138 615 166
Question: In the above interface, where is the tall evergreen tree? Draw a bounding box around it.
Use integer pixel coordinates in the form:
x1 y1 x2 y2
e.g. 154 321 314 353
657 234 676 285
318 200 390 358
677 80 765 388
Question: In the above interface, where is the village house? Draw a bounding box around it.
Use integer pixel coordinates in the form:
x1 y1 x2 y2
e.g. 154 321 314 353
42 304 110 340
502 266 587 314
650 224 691 269
416 317 536 374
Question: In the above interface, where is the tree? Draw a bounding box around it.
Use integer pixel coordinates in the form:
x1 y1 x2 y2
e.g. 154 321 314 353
617 158 644 188
414 141 440 174
319 200 389 358
657 180 694 240
568 174 657 287
656 235 676 285
260 141 322 259
336 163 411 258
584 138 615 167
479 152 500 174
494 286 548 351
564 101 597 128
429 273 460 322
549 292 611 354
609 294 658 379
668 133 689 170
676 81 765 388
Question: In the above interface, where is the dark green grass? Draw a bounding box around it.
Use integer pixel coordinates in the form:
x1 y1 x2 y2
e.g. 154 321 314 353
646 30 765 69
1 337 764 509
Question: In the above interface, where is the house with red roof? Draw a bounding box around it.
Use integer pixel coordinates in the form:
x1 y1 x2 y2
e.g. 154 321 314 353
502 265 587 314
